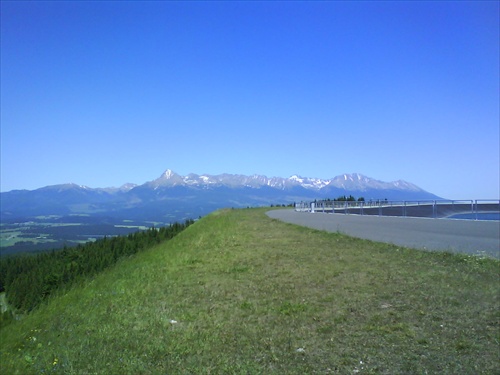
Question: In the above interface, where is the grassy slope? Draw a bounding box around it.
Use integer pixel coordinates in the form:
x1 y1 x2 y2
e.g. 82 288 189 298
0 208 498 374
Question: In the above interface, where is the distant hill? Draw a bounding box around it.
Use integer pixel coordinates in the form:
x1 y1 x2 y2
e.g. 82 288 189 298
0 169 441 222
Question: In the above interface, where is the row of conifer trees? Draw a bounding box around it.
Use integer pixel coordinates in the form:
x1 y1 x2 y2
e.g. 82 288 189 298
0 220 194 313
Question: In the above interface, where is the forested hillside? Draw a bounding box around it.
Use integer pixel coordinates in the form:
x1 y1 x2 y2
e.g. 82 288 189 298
0 220 193 314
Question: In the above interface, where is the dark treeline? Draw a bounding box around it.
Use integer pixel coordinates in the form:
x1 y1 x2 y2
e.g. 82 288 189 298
327 195 365 202
306 196 366 205
0 220 194 313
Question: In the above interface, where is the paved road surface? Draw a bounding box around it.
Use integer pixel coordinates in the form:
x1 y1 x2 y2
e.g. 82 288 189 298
266 209 500 259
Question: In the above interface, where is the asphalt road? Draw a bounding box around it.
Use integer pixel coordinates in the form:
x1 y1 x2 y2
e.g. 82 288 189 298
266 209 500 259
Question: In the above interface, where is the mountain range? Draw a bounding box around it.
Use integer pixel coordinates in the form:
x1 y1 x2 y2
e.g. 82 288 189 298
1 170 441 222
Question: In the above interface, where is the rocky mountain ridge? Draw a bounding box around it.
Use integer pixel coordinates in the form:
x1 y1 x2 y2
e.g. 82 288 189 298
1 169 441 222
145 169 424 192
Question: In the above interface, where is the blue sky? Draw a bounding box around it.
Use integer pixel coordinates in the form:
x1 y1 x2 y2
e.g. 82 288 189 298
1 1 499 199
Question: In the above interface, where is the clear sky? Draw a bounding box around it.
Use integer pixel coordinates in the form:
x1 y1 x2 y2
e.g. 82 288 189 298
1 1 499 199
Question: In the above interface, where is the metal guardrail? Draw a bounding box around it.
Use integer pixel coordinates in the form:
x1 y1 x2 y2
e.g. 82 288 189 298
295 199 500 220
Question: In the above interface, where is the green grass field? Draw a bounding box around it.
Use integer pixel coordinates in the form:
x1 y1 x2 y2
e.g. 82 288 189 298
0 208 498 374
0 230 24 247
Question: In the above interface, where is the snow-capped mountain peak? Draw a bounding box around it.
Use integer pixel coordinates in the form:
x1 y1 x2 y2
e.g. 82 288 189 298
163 169 175 179
140 169 434 198
1 170 442 224
147 169 185 188
289 175 303 183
